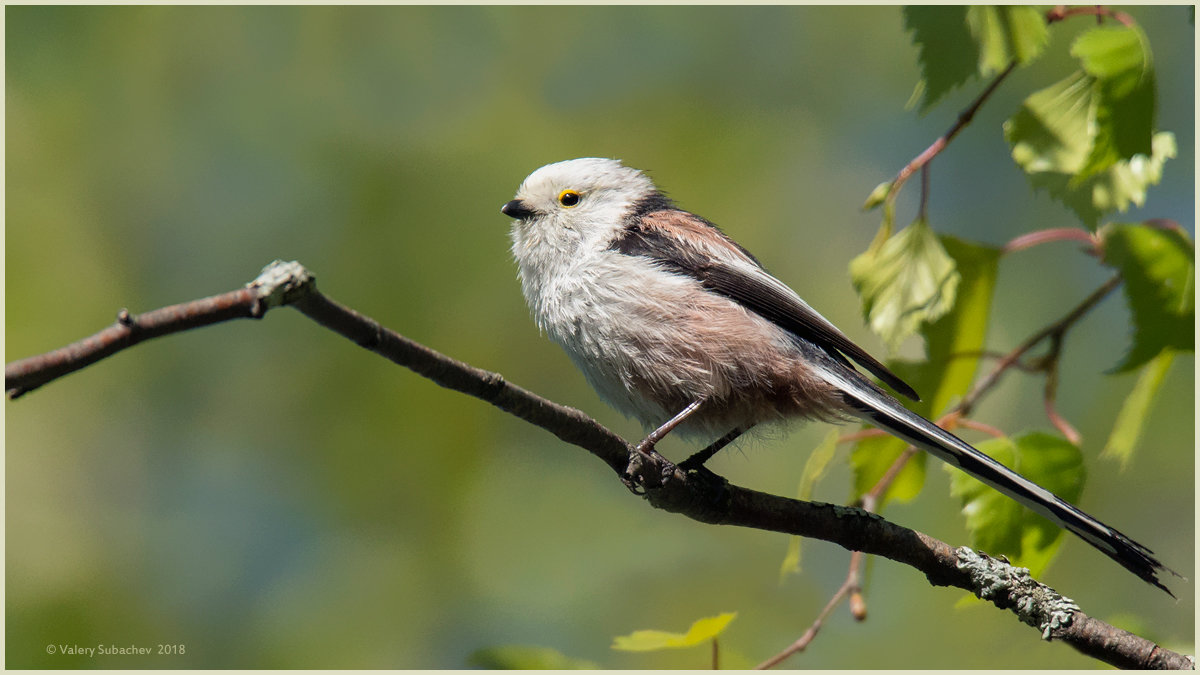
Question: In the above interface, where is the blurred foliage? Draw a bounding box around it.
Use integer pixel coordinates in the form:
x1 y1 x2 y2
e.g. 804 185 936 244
781 428 840 579
6 5 1194 669
611 611 736 652
1102 349 1176 470
468 645 597 670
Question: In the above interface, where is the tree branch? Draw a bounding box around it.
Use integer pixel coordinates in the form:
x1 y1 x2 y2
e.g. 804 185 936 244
5 261 1189 669
6 287 268 399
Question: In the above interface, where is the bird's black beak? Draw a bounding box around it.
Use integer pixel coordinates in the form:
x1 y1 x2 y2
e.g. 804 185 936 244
501 199 534 220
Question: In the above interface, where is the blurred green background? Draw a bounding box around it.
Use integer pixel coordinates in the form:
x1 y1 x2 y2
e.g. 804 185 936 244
6 6 1193 669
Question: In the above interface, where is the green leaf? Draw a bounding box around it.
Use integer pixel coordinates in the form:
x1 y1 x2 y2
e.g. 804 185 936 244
1050 132 1176 227
1102 349 1176 470
905 6 1047 112
1102 223 1195 371
1071 26 1156 180
849 430 927 505
966 6 1049 76
945 432 1084 577
612 612 737 652
850 237 999 506
782 429 840 578
1005 69 1095 176
920 237 1002 415
850 218 961 353
904 5 978 112
1072 25 1152 92
469 645 599 669
1004 25 1169 228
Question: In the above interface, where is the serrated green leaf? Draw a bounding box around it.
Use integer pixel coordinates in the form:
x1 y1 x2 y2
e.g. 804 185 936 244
1102 349 1176 470
1007 65 1175 229
782 429 841 578
1072 26 1152 89
1088 131 1175 217
966 6 1049 76
612 612 737 652
905 6 1047 112
945 432 1084 577
1071 26 1156 180
1075 70 1155 183
850 237 998 506
469 645 599 669
1005 25 1168 227
1005 69 1095 175
1102 223 1195 371
850 218 961 353
1041 132 1176 228
904 5 977 112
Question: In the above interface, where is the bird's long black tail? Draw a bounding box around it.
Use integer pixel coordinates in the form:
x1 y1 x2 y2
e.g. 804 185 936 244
829 369 1179 597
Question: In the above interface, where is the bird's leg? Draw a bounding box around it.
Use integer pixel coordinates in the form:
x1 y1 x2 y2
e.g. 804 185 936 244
679 427 746 473
622 398 705 492
635 398 705 456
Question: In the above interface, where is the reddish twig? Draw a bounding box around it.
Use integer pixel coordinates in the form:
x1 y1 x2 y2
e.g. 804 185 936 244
955 417 1008 440
755 566 860 669
1045 5 1135 27
766 6 1151 666
959 274 1122 417
762 275 1125 669
1003 228 1101 256
886 61 1018 210
1042 352 1084 445
837 427 888 445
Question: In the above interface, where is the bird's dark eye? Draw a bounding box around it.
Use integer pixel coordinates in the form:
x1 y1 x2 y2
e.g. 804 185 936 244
557 190 581 207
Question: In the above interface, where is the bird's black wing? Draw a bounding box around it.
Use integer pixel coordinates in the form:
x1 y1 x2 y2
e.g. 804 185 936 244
611 207 920 401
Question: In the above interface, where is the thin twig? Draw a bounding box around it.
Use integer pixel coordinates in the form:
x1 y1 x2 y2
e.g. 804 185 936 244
886 61 1017 209
837 427 888 445
762 276 1126 669
918 164 930 223
755 572 858 669
767 6 1151 665
1042 350 1084 445
955 418 1008 440
1045 5 1135 27
1003 228 1100 256
959 274 1123 417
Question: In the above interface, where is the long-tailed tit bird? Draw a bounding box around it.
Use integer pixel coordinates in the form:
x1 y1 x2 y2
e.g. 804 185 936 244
501 157 1175 595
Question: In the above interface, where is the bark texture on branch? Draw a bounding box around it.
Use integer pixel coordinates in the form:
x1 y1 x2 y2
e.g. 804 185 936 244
5 261 1191 670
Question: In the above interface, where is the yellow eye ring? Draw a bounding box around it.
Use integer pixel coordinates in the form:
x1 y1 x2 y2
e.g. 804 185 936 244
557 189 581 207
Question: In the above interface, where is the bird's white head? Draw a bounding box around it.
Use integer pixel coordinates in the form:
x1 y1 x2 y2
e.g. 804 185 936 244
502 158 663 260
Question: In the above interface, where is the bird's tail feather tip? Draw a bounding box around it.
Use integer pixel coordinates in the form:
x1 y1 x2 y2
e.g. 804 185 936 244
1110 536 1181 598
